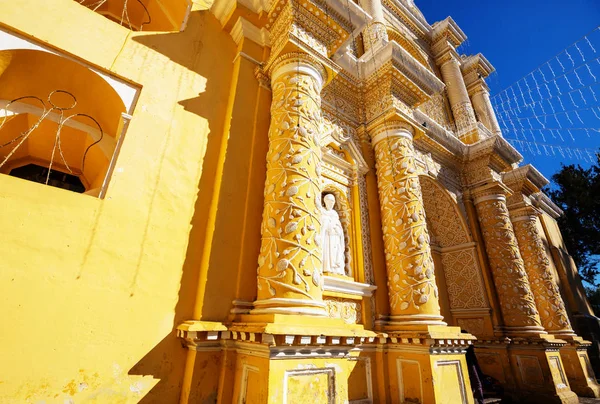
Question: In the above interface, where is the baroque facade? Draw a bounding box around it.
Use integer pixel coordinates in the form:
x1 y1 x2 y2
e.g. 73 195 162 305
0 0 598 403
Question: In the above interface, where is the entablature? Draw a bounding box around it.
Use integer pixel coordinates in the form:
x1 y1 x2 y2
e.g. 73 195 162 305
360 41 445 122
430 17 466 60
461 53 495 95
462 135 523 190
266 0 370 60
503 164 549 209
321 71 362 124
531 192 564 219
381 0 431 43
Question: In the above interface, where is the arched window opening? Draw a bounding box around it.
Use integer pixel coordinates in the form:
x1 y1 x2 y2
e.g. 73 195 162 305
76 0 192 32
9 164 86 193
0 49 130 197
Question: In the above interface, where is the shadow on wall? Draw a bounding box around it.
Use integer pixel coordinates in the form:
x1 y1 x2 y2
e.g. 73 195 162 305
126 9 238 403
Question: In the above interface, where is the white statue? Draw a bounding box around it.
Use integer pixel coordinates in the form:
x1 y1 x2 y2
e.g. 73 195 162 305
321 194 346 275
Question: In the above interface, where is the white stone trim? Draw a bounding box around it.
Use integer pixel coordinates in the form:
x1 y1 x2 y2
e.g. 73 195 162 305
323 276 377 297
348 356 373 403
371 129 412 146
237 364 259 404
0 99 116 159
271 60 324 92
473 193 505 205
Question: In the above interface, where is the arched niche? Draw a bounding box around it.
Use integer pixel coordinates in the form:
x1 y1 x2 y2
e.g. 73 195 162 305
0 45 133 196
419 175 491 336
76 0 192 32
321 184 352 277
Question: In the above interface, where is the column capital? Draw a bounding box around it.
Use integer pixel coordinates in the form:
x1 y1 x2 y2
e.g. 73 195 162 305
461 53 495 88
369 120 414 146
462 135 523 188
431 17 467 59
265 0 370 60
268 52 327 90
470 181 512 205
434 47 461 67
503 164 549 208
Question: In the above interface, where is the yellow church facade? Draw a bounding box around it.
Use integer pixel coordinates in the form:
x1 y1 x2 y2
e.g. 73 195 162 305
0 0 598 403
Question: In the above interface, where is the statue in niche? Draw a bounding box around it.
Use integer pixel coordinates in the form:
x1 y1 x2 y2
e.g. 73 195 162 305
321 193 346 276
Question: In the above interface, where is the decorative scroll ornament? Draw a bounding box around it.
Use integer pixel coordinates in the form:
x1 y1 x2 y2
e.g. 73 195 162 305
373 130 440 314
78 0 151 31
474 196 542 328
0 90 103 185
512 216 572 332
256 56 325 305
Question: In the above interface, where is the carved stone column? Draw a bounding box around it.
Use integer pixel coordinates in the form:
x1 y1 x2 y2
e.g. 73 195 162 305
371 122 445 328
359 0 388 53
472 187 544 335
438 53 478 142
505 166 600 398
253 53 327 316
511 209 573 335
431 18 478 143
471 85 502 135
462 54 501 136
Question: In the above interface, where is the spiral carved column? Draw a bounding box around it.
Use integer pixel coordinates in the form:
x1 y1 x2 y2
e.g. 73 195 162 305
371 123 445 328
253 53 327 316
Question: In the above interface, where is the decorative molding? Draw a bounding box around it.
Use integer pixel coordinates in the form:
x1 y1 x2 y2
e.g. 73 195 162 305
431 17 467 51
323 276 377 297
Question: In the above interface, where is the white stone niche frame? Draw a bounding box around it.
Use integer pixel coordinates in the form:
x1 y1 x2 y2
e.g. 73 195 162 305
0 27 141 198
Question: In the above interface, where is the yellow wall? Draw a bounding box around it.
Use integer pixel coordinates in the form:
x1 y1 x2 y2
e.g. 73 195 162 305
0 1 238 402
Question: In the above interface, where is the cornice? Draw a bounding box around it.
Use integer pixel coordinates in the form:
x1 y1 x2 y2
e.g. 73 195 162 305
212 0 271 27
413 109 466 158
381 0 431 42
503 164 549 197
531 192 563 219
462 53 495 92
430 17 466 48
465 135 523 166
361 40 445 98
461 53 494 78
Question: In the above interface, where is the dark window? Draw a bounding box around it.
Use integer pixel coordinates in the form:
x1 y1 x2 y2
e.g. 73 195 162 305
9 164 85 193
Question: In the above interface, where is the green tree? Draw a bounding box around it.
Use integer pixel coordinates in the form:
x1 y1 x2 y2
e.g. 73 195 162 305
547 152 600 287
586 286 600 316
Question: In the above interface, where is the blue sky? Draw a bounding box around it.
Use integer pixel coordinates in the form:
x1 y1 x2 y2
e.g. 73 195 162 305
416 0 600 181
